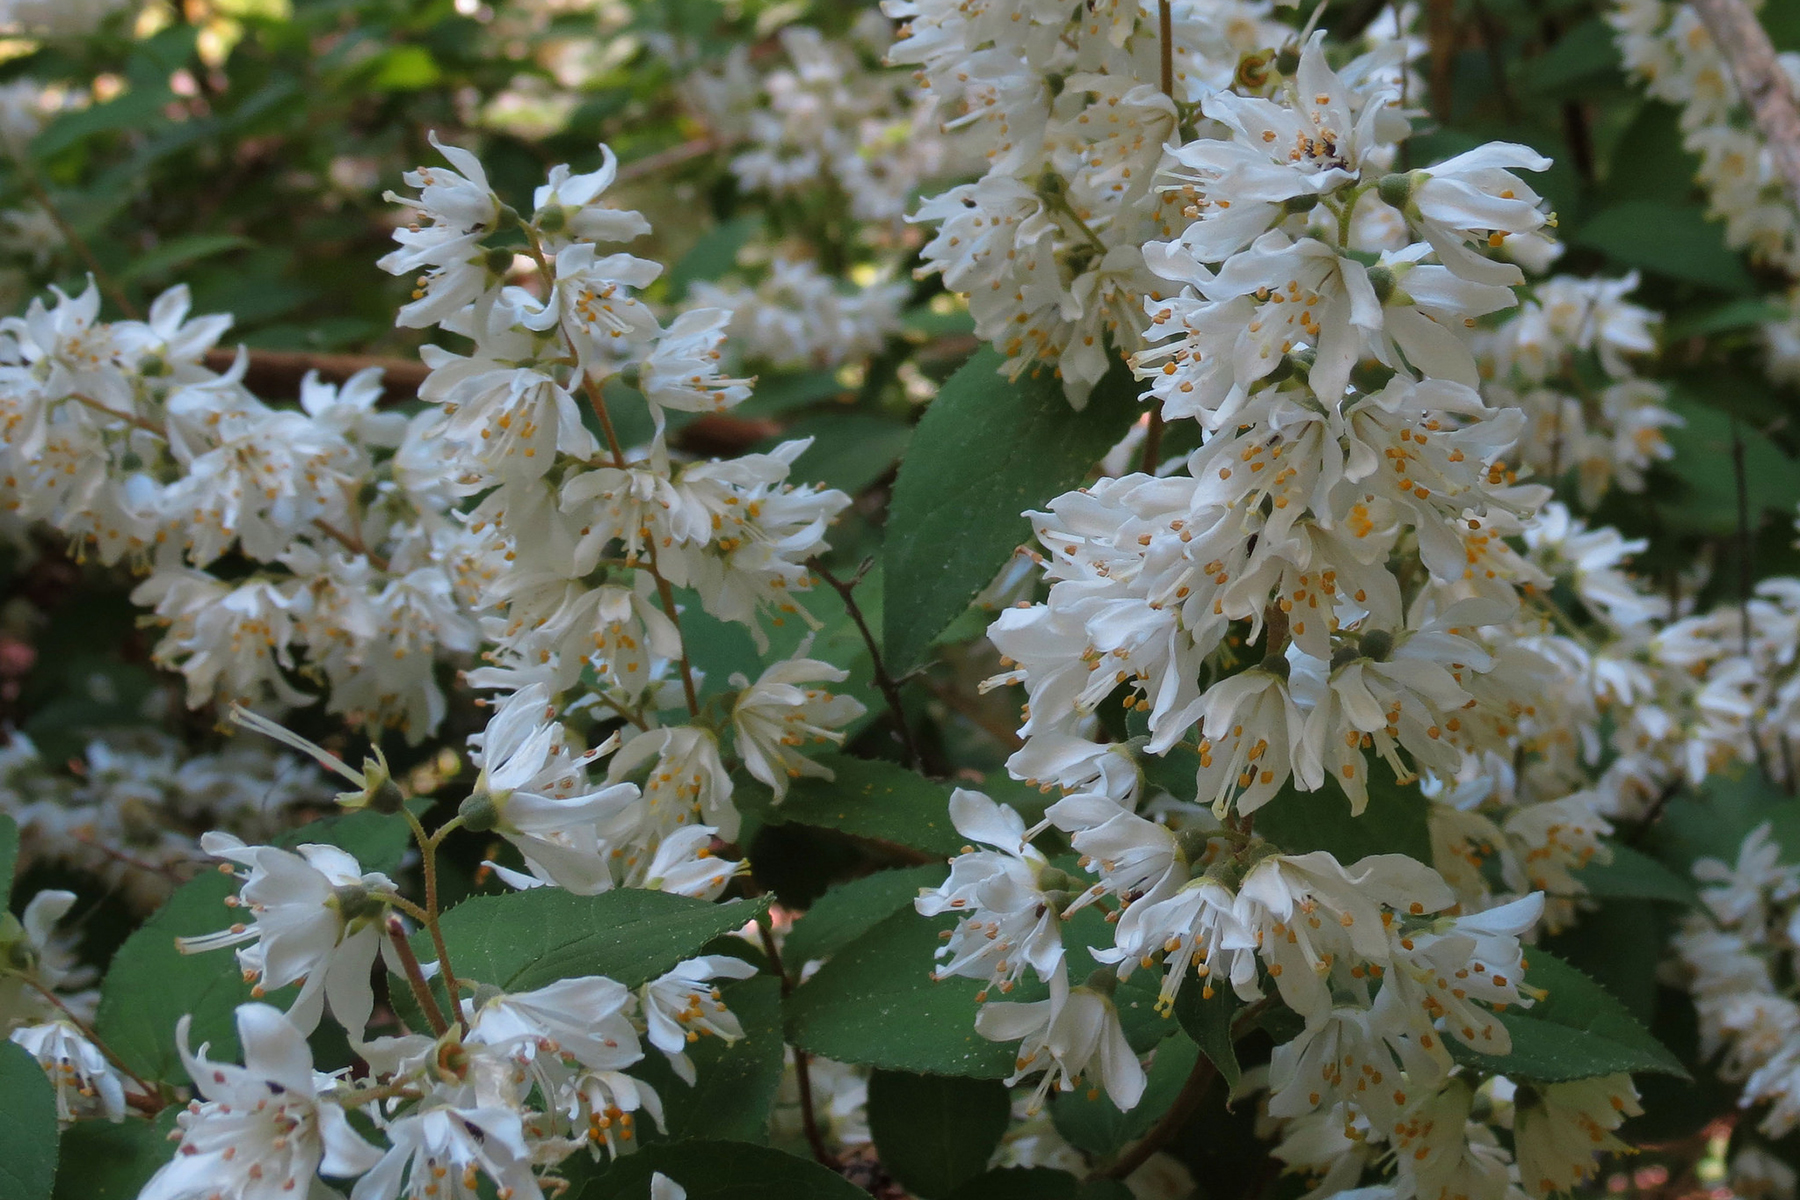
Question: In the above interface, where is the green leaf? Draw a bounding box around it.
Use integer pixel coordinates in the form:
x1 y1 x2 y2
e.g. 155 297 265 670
786 907 1015 1078
365 45 443 91
117 234 251 284
50 1110 179 1200
883 348 1142 673
1659 398 1800 533
1572 201 1754 293
1450 949 1687 1082
667 215 760 302
1664 298 1787 340
274 806 417 877
570 1140 868 1200
744 755 965 858
631 975 785 1144
1051 1033 1199 1157
1517 18 1622 93
947 1168 1133 1200
1574 845 1697 906
1254 768 1431 864
761 413 912 497
1173 983 1242 1089
0 1040 57 1200
0 813 17 899
93 870 261 1083
868 1071 1012 1198
784 865 948 966
427 888 769 995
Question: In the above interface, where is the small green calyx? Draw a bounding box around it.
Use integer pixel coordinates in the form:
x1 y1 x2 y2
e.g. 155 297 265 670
483 247 516 276
458 790 503 833
1082 968 1121 997
330 883 388 924
1359 628 1395 662
1175 825 1213 868
1258 652 1291 680
535 206 568 235
0 914 34 973
1377 172 1417 211
1367 266 1397 306
1036 866 1075 893
1282 193 1320 215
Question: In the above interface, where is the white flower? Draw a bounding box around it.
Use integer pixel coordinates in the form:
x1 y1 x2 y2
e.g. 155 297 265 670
351 1105 542 1200
639 955 759 1084
974 962 1146 1114
915 789 1065 995
177 833 398 1034
1512 1074 1641 1199
651 1174 686 1200
465 975 643 1077
8 1021 127 1124
141 1004 381 1200
731 653 865 802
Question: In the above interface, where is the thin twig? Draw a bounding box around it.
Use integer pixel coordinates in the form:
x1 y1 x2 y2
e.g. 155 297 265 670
1689 0 1800 212
1729 416 1773 780
615 137 719 183
20 974 162 1106
22 173 139 319
385 914 450 1036
806 555 921 770
756 918 837 1168
311 517 390 571
404 810 464 1027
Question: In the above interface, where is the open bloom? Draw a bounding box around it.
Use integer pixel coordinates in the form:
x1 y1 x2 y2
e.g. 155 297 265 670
640 955 759 1084
140 1005 380 1200
974 962 1146 1114
731 654 865 802
177 833 398 1034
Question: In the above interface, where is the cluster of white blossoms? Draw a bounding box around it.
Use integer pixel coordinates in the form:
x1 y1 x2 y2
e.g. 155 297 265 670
1474 273 1681 508
684 13 976 228
892 0 1337 404
688 255 909 372
1606 0 1800 384
1675 824 1800 1138
0 726 333 908
903 20 1679 1197
71 133 871 1200
0 0 132 37
0 286 483 740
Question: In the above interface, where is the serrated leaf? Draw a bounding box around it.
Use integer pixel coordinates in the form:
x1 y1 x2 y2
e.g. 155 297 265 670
1254 768 1431 864
744 755 965 858
1450 949 1687 1082
883 348 1142 673
785 865 948 966
426 888 769 995
868 1071 1011 1198
1051 1032 1200 1157
1173 983 1242 1089
1574 845 1697 905
785 907 1015 1078
93 870 264 1082
569 1139 867 1199
50 1109 179 1200
0 1039 57 1200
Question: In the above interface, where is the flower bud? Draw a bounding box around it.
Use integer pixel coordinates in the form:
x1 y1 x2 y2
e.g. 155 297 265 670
458 790 502 833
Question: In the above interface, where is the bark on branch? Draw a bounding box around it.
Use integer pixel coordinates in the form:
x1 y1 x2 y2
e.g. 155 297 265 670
1690 0 1800 214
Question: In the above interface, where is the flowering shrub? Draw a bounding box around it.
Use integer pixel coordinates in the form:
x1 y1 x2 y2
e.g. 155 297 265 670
2 1 1800 1199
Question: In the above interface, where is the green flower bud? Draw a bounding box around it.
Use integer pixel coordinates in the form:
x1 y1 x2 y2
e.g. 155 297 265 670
1359 628 1395 662
458 790 502 833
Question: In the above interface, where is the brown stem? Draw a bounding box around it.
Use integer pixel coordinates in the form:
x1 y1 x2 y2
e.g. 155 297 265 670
1689 0 1800 213
67 392 160 435
385 914 450 1036
615 137 719 183
403 811 465 1028
20 975 162 1107
1157 0 1174 98
22 174 139 320
756 918 837 1168
806 555 920 770
1093 1050 1216 1181
311 517 390 572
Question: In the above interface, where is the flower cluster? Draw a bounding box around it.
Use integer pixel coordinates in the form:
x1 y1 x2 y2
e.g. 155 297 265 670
0 285 482 740
688 255 909 373
1474 273 1681 508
